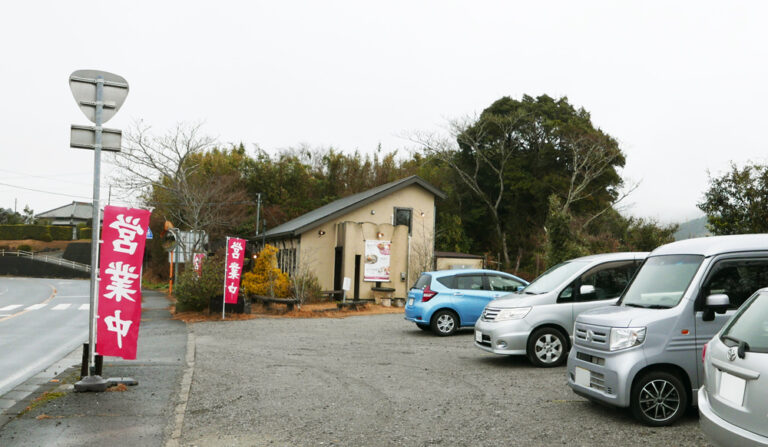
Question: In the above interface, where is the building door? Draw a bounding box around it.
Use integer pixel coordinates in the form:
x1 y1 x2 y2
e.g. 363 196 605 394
333 247 343 297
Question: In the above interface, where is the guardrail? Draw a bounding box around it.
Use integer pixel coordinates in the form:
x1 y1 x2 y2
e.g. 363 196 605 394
0 250 91 273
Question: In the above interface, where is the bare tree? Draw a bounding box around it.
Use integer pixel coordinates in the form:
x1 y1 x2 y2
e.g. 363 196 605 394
112 121 250 252
409 115 521 267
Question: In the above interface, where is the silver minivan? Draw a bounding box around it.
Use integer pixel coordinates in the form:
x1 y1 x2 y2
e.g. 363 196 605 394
567 234 768 426
474 252 647 367
699 287 768 446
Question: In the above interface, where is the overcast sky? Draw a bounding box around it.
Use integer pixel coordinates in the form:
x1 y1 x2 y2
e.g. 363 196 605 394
2 1 767 223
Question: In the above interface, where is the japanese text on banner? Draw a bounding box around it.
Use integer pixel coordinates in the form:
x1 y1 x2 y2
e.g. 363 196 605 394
224 237 246 304
96 205 151 360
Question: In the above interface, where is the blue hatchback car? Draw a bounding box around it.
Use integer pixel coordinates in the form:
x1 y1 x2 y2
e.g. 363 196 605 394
405 269 529 336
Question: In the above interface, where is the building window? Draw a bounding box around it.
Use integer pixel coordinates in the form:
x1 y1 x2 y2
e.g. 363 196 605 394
394 207 412 234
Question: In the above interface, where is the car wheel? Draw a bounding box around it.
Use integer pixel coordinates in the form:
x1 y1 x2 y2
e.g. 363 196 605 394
527 327 567 367
630 371 688 426
416 323 430 331
430 310 458 336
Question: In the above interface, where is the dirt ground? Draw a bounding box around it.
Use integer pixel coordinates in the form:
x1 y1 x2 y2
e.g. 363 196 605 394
171 299 405 323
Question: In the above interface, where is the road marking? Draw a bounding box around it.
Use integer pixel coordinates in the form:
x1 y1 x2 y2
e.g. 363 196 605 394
52 304 72 310
26 304 48 310
79 304 89 310
0 305 23 311
56 295 89 298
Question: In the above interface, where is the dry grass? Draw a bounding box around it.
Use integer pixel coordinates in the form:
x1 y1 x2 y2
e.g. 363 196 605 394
171 301 404 323
0 239 78 251
106 383 128 392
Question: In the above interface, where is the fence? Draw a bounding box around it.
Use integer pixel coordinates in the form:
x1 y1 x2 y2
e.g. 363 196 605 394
0 250 91 273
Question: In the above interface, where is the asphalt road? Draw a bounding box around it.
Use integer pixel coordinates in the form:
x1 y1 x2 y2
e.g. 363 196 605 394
182 314 710 446
0 277 90 396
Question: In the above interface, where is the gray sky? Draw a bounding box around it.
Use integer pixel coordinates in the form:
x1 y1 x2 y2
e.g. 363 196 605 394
2 1 767 223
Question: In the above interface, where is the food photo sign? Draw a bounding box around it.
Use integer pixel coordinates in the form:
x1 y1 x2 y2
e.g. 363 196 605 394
364 240 391 281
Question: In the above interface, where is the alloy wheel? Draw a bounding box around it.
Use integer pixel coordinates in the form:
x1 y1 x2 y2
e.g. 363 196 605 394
534 333 563 363
436 314 455 333
637 379 680 423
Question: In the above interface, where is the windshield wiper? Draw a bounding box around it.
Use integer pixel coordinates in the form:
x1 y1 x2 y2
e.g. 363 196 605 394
646 304 673 309
524 291 539 295
624 303 647 308
722 335 750 359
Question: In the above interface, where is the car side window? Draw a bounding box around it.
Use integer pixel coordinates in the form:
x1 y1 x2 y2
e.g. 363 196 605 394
700 258 768 309
436 276 455 288
456 275 484 290
577 261 638 302
557 283 574 303
487 275 524 292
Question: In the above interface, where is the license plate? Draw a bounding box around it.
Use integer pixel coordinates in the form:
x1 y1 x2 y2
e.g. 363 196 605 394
719 371 746 406
408 298 414 306
574 366 590 388
475 331 482 342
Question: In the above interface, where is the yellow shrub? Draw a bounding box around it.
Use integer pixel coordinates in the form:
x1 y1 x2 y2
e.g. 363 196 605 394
241 244 291 297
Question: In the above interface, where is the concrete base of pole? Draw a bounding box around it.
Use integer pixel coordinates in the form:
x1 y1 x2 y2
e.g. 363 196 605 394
74 375 109 392
107 377 138 387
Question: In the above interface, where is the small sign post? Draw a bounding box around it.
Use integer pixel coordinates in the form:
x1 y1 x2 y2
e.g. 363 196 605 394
69 70 129 392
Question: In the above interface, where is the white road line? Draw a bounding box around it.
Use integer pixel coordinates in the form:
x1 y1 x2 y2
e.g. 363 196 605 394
26 304 47 310
56 295 89 298
0 304 23 311
79 304 89 310
52 304 72 310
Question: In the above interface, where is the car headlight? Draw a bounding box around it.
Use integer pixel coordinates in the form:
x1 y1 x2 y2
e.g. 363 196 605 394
609 327 646 351
495 307 531 321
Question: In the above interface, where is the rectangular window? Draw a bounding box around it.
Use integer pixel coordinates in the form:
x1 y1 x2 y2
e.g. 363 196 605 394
394 207 412 234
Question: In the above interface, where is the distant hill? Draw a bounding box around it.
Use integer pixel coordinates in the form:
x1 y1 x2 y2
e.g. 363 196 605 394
674 216 710 241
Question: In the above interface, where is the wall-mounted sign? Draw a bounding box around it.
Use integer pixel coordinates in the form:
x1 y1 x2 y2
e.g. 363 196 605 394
364 240 391 282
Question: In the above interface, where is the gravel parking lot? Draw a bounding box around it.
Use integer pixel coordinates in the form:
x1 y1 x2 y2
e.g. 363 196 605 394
182 313 709 447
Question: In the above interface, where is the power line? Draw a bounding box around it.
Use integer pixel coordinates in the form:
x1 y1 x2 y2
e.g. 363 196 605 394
0 181 91 200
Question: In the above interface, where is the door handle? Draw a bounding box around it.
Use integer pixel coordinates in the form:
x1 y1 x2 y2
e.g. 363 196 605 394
454 292 463 296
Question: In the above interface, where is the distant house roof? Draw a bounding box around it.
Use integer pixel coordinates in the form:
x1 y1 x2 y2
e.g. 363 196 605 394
264 176 446 239
36 201 93 222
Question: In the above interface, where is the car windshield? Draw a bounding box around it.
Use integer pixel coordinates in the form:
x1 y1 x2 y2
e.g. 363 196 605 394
620 255 703 308
522 260 589 294
721 291 768 353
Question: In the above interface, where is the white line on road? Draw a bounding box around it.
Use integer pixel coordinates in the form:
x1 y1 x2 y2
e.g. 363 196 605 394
0 304 23 311
56 295 89 298
26 304 48 310
79 304 89 310
52 304 72 310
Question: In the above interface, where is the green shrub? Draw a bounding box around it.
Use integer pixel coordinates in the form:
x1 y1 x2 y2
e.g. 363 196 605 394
175 254 224 312
49 226 73 240
17 244 33 252
63 242 92 265
0 224 64 241
79 227 92 239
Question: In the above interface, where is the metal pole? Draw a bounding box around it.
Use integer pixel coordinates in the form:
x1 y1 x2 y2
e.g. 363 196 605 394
222 237 229 320
87 77 104 376
255 193 261 238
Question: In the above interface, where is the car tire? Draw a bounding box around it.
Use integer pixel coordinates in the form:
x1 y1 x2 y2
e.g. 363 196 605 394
416 323 430 331
630 370 688 426
430 310 458 336
526 327 568 367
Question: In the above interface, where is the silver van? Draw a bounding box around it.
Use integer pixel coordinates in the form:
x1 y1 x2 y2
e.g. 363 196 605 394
567 234 768 426
474 252 647 367
699 287 768 446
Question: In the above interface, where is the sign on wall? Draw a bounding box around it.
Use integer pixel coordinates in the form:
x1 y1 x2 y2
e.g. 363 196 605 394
96 205 151 360
364 240 391 282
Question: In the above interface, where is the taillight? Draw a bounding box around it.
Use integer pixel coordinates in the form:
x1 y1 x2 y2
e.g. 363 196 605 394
422 286 438 302
702 343 707 364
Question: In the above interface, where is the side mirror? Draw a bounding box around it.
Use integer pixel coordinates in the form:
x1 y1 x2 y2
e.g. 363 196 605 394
580 284 596 295
517 285 525 292
702 294 730 321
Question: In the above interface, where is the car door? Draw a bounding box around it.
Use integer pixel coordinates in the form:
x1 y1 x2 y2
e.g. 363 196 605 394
452 274 490 325
571 261 639 334
694 256 768 388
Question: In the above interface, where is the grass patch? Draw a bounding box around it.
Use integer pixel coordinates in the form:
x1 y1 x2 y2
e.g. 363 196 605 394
21 391 66 415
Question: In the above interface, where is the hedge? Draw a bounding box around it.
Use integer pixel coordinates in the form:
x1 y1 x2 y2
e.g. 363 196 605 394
63 242 92 265
79 227 92 239
0 225 73 241
0 257 89 279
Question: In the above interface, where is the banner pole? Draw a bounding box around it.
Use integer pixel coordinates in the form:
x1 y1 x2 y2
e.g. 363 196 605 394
222 237 228 320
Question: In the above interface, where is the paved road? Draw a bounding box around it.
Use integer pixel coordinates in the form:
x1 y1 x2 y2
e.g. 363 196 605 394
0 277 90 396
182 314 710 446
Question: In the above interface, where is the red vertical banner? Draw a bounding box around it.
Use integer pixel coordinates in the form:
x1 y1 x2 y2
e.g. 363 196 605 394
224 237 246 304
96 205 151 360
193 253 206 277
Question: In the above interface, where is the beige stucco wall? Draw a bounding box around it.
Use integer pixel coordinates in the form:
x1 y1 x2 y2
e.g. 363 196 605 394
294 184 437 298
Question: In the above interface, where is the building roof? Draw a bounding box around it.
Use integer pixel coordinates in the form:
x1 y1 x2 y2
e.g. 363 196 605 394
36 201 93 221
264 176 446 239
435 251 484 260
